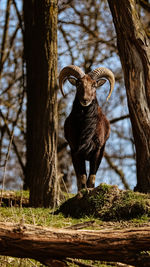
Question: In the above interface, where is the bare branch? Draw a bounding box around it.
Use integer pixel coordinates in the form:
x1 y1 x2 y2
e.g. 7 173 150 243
59 25 75 64
0 89 26 177
0 0 11 75
110 114 130 124
104 151 130 190
138 0 150 12
12 0 24 35
1 24 20 68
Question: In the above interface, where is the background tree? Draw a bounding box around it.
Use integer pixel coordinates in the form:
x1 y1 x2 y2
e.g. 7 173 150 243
108 0 150 193
23 0 59 207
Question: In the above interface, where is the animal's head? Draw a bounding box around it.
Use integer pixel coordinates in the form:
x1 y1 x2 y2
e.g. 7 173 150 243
59 65 115 107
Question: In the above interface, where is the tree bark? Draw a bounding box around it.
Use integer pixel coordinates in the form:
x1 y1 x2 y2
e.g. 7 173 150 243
0 222 150 266
23 0 59 207
107 0 150 193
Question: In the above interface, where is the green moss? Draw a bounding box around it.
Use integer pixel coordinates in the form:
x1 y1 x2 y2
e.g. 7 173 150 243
0 257 46 267
0 256 115 267
88 184 111 208
67 259 114 267
14 190 30 198
57 184 150 221
96 188 150 220
106 190 150 220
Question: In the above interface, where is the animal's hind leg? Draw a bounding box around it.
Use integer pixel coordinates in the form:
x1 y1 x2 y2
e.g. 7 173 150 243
71 151 87 191
87 144 105 188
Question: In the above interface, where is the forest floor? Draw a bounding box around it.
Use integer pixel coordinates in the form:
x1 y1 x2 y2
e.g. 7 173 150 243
0 184 150 267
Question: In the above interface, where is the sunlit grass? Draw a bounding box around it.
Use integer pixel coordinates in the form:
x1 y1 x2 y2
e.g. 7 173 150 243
0 256 116 267
0 205 101 229
0 189 150 266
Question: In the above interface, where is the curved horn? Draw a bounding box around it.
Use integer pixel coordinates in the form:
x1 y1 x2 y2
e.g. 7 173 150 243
88 67 115 101
59 65 85 97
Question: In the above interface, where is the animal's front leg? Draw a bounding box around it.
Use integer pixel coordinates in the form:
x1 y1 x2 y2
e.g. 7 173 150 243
87 144 105 188
71 151 87 191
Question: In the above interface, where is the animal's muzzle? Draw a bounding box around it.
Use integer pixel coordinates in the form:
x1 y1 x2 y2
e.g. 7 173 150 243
80 100 91 107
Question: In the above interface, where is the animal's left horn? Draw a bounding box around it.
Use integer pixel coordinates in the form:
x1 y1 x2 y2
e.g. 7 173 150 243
88 67 115 101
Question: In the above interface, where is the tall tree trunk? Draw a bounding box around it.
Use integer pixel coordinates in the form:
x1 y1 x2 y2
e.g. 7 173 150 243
108 0 150 193
23 0 59 207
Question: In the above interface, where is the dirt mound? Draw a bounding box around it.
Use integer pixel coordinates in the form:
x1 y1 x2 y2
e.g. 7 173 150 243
56 183 150 220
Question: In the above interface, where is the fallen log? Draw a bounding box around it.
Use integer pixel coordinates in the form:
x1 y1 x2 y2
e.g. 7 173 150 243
0 191 29 207
0 222 150 266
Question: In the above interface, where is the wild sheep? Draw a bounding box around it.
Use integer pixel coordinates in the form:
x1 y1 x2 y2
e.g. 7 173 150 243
59 65 115 191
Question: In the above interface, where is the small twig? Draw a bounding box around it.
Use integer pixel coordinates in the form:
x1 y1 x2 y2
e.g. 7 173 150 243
61 175 70 197
0 130 14 205
66 258 93 267
104 151 130 190
20 190 23 208
65 220 95 230
30 208 36 225
27 259 37 267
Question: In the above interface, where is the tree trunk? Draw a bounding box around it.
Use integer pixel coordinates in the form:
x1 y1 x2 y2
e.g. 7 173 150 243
0 222 150 266
107 0 150 193
23 0 59 207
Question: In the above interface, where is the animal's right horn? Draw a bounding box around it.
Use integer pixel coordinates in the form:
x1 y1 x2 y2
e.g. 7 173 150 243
59 65 85 97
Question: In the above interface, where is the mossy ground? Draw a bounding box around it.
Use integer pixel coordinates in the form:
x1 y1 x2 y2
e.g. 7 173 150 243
56 183 150 221
0 184 150 266
0 257 117 267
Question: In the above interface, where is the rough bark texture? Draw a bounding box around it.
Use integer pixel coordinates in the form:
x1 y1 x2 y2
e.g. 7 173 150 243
0 222 150 266
108 0 150 192
24 0 59 207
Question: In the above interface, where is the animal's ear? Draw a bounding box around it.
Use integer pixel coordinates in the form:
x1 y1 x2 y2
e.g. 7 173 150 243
68 77 77 86
96 79 106 88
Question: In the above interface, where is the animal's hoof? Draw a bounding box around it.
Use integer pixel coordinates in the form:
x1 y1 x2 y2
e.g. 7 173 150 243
77 174 87 191
87 174 95 189
85 187 94 194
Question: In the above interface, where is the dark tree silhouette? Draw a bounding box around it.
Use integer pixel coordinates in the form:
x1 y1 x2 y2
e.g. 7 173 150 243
108 0 150 193
24 0 59 207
